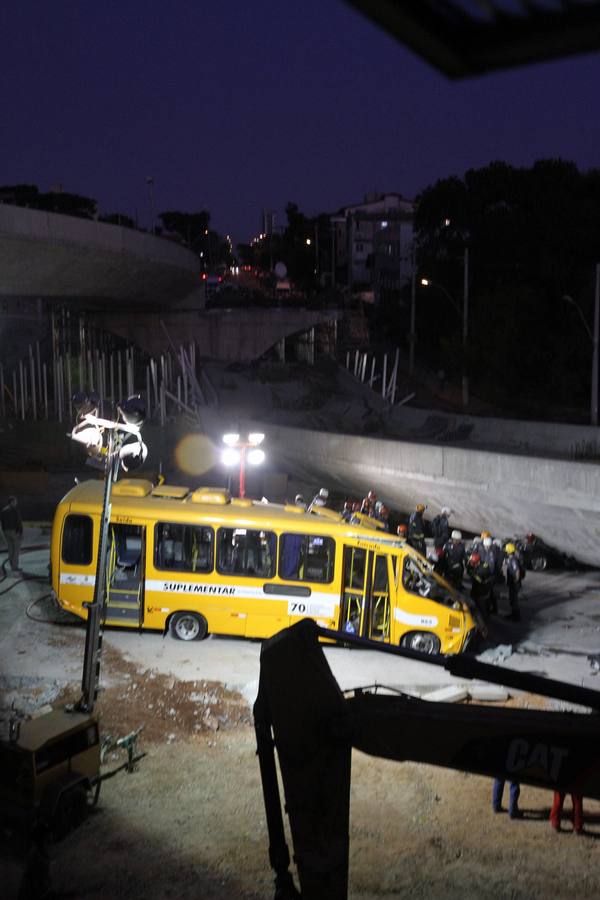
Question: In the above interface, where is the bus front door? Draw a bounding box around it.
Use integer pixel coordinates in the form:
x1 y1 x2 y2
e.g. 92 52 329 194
340 547 391 642
106 524 145 626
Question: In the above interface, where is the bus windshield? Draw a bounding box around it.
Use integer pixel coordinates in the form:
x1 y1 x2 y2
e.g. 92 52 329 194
400 555 458 608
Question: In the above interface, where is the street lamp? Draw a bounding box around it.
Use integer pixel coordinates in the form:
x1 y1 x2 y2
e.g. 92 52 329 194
563 262 600 426
146 176 155 236
420 259 470 409
221 432 266 498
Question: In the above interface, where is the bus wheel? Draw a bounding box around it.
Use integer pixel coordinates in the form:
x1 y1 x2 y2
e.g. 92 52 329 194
170 612 208 641
401 632 441 655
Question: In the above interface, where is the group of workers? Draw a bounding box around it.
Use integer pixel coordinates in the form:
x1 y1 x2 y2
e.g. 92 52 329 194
405 503 525 622
338 492 526 622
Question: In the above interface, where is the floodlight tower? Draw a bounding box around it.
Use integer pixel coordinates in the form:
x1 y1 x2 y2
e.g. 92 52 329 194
70 392 148 713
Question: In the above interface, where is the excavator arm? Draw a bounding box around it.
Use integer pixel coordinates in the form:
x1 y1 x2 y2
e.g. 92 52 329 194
254 619 600 900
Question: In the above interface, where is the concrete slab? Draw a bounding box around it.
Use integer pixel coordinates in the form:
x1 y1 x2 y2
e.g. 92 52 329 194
468 684 510 702
421 686 469 703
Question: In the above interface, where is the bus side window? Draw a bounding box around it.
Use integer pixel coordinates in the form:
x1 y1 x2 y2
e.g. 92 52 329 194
62 514 93 565
217 528 276 578
155 523 214 573
279 534 335 583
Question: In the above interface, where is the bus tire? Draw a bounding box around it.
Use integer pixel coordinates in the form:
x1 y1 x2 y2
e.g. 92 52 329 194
400 631 441 655
169 611 208 641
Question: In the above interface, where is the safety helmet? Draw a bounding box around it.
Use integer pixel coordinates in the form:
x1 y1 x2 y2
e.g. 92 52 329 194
295 494 305 505
397 524 408 535
441 507 451 516
483 536 492 549
481 530 491 539
470 552 481 564
416 503 426 513
505 542 516 554
451 529 462 540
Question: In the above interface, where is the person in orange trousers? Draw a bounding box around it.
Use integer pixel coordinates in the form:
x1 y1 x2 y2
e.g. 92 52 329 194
550 791 584 833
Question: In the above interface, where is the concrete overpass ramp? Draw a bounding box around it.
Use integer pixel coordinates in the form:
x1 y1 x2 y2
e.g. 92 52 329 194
266 424 600 567
0 203 200 307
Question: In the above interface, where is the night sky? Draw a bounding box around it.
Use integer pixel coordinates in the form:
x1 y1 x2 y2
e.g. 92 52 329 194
2 1 600 245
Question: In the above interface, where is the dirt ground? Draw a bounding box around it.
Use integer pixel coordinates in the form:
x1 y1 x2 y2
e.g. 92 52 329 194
3 640 600 900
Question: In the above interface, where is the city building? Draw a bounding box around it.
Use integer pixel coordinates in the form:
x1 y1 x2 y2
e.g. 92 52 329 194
331 192 414 302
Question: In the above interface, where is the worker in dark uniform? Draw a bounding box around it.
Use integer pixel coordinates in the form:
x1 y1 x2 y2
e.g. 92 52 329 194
466 550 493 618
431 507 452 549
408 503 427 555
505 542 523 622
1 495 23 573
443 530 465 588
374 502 390 532
361 490 377 517
341 500 354 521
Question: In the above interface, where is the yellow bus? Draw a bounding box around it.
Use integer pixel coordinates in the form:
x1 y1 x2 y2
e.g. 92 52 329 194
51 478 481 654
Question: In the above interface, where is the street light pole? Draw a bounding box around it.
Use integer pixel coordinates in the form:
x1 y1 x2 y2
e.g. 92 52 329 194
563 263 600 427
409 243 416 375
462 246 469 409
593 262 600 427
239 445 247 498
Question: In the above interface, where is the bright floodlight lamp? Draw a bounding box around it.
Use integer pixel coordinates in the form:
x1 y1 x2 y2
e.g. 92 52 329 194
117 394 146 427
222 432 240 447
421 278 430 286
72 390 100 421
119 433 148 471
222 447 241 466
247 448 265 466
248 432 265 446
70 420 103 456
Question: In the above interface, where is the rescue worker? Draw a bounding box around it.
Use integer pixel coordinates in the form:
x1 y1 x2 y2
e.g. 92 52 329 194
397 523 408 540
466 550 493 617
493 779 521 819
375 502 390 532
505 542 523 622
361 490 377 517
408 503 427 555
294 494 306 510
432 544 446 577
480 535 498 613
1 495 23 573
550 791 584 834
489 537 506 614
443 530 466 588
431 506 452 549
341 500 354 521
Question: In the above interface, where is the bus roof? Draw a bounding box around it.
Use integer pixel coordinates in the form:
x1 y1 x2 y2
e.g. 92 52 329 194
58 479 403 548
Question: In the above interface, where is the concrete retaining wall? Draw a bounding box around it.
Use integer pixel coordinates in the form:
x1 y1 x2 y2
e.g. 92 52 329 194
266 424 600 566
388 399 600 461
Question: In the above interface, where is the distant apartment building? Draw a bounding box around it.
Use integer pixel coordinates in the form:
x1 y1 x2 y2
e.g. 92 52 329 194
331 192 414 301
